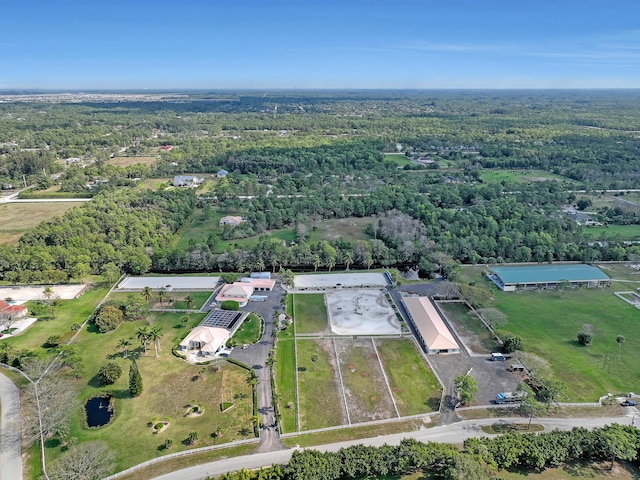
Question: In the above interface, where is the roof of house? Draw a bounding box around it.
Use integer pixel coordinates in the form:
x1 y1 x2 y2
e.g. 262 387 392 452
219 215 244 225
179 326 229 353
0 300 27 316
240 277 275 289
402 297 459 351
215 283 254 304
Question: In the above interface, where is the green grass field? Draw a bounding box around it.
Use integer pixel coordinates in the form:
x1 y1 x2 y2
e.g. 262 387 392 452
383 153 414 166
296 339 345 430
0 202 82 245
229 313 262 345
583 224 640 241
274 335 297 433
492 286 640 401
45 311 254 473
307 217 373 243
337 339 396 422
374 339 441 416
293 293 328 334
4 286 109 358
438 302 500 354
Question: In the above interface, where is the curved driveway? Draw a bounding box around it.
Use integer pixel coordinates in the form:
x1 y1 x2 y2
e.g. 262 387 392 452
0 372 22 480
153 413 636 480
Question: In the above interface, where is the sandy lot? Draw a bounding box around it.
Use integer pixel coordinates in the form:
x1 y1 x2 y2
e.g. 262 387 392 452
326 289 400 335
117 276 220 290
0 284 86 301
294 272 389 289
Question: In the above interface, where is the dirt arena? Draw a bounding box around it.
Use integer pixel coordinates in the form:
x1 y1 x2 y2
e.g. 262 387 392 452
0 284 87 302
325 288 400 335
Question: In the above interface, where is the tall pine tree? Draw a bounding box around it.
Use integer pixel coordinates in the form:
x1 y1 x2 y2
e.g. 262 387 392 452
128 359 143 397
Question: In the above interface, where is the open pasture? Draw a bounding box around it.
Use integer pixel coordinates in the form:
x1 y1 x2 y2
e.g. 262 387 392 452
335 338 397 423
374 338 441 416
492 286 640 401
109 155 158 167
296 339 346 430
0 202 79 244
292 293 329 334
307 217 373 243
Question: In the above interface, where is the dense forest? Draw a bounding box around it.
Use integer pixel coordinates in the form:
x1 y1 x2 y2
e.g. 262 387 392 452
1 90 640 279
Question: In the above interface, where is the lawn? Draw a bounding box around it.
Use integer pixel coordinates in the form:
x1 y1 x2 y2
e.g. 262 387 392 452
383 153 414 166
274 334 297 433
335 338 396 423
438 301 500 354
3 285 109 358
174 207 295 253
0 202 80 245
45 311 254 473
109 156 159 167
307 217 373 243
293 293 328 334
492 286 640 401
105 291 212 310
583 224 640 241
374 339 441 416
296 339 345 430
229 313 262 345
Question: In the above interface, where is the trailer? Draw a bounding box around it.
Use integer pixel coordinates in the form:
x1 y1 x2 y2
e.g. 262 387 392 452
495 391 526 404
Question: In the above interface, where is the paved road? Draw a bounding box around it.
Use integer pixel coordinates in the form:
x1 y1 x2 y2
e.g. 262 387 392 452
152 413 636 480
228 281 286 453
0 372 22 480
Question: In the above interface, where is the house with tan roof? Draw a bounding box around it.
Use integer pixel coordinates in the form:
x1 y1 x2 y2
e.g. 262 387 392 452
402 296 459 354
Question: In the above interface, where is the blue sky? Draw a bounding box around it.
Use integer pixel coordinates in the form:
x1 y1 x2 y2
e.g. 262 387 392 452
2 0 639 89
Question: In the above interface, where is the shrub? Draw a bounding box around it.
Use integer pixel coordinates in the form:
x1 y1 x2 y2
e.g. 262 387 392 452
578 331 593 345
94 305 124 333
160 439 173 450
221 300 239 311
502 334 524 353
97 362 122 385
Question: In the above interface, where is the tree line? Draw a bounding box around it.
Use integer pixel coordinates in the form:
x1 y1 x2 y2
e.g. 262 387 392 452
209 425 640 480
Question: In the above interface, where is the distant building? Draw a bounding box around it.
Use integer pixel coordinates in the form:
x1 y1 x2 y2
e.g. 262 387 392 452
488 264 610 292
217 169 228 178
159 145 173 151
219 215 244 227
173 175 203 187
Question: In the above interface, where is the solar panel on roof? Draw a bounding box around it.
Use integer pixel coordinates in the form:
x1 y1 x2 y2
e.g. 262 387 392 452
200 310 243 330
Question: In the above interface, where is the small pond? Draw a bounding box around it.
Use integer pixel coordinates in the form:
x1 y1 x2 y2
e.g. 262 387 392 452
85 395 114 428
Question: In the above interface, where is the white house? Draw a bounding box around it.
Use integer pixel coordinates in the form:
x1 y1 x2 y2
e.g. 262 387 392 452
219 216 244 227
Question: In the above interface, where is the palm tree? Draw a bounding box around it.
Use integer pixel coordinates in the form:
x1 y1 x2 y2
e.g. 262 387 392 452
184 295 194 310
181 315 189 327
141 286 153 304
312 255 321 272
157 289 166 307
148 326 164 357
116 338 131 358
136 326 149 354
344 251 354 271
311 353 319 371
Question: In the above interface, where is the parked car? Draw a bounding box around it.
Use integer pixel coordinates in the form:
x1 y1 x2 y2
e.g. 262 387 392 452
621 399 637 407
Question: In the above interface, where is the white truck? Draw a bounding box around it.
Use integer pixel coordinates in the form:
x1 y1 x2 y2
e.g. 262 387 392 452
495 391 526 404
